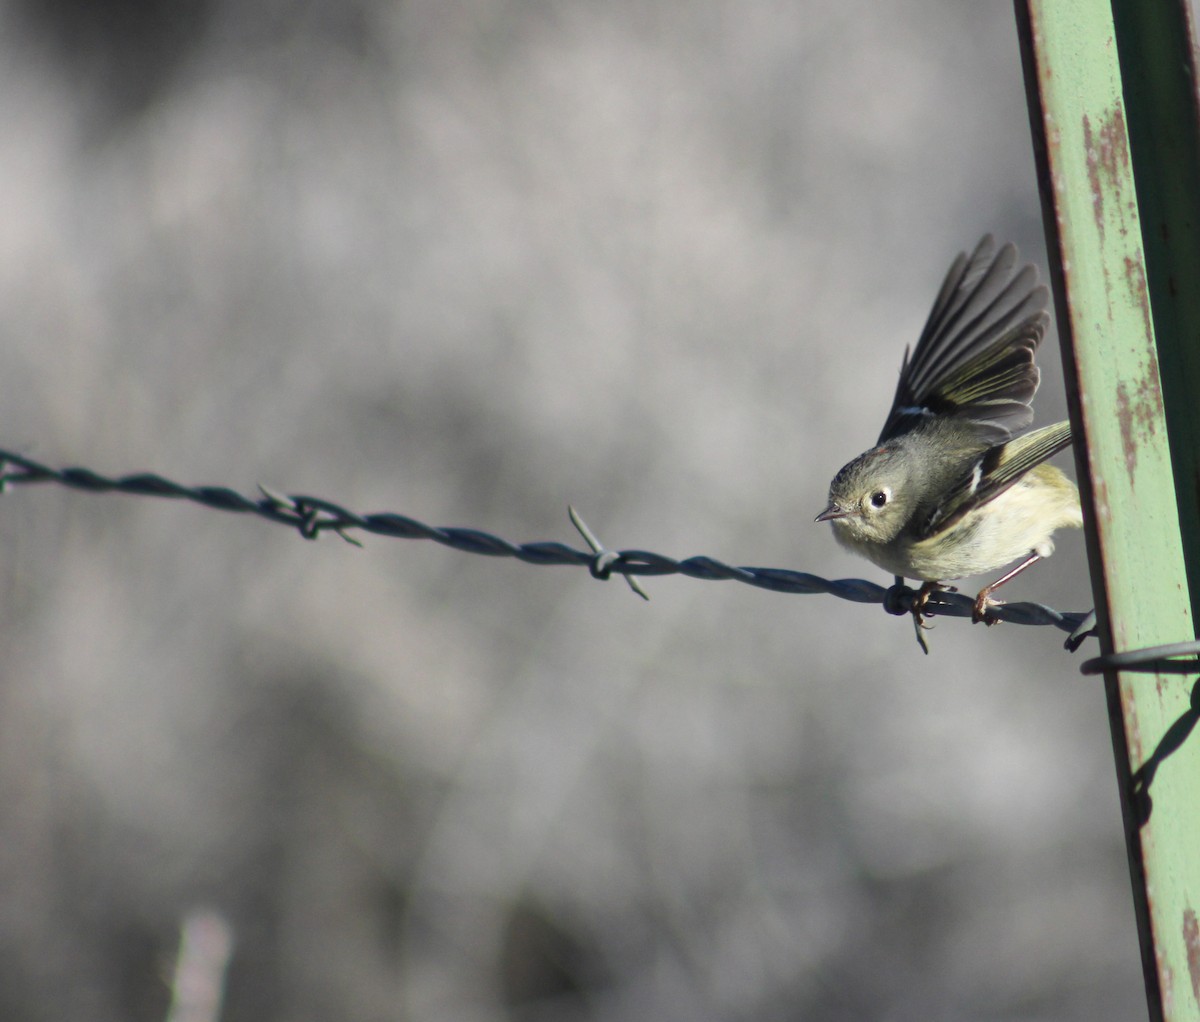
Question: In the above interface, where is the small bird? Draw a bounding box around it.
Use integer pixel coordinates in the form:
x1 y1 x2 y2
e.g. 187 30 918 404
815 235 1082 638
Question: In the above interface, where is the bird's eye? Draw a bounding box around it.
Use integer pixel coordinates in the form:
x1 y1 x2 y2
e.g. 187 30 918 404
870 490 889 509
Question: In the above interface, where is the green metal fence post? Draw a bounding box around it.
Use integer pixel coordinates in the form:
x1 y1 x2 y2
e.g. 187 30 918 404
1015 1 1200 1019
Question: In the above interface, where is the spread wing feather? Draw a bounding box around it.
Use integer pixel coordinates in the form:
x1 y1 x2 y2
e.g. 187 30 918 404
879 236 1050 444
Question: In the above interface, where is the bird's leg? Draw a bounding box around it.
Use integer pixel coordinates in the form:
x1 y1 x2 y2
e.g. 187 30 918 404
912 579 955 623
972 552 1042 624
907 578 956 654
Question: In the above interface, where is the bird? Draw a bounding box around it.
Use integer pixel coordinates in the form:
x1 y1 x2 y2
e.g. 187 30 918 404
815 235 1082 640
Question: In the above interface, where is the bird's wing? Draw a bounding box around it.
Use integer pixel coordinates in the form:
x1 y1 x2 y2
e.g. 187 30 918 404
914 420 1074 539
879 235 1050 445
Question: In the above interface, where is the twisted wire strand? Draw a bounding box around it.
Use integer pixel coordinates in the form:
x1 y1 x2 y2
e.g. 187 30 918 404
0 448 1092 636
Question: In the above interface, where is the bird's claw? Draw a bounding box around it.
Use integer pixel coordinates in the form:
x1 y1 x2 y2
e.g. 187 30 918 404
912 580 955 621
972 591 1003 625
909 581 956 653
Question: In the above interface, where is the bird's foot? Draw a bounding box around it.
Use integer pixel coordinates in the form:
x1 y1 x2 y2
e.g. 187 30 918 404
910 580 956 653
972 589 1003 625
912 580 955 623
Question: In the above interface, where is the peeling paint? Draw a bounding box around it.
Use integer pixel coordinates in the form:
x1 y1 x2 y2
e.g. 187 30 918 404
1113 369 1164 486
1124 255 1153 340
1184 909 1200 1009
1101 107 1131 178
1081 107 1140 320
1083 114 1105 240
1116 381 1137 479
1081 106 1132 231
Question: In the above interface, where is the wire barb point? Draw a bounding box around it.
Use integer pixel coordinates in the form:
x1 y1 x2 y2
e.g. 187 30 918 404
569 505 650 601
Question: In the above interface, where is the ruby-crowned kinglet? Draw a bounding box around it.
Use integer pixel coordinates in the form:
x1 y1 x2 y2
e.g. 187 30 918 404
815 235 1082 627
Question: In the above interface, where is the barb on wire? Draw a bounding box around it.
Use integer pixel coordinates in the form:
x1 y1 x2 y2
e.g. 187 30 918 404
0 448 1093 639
569 505 649 600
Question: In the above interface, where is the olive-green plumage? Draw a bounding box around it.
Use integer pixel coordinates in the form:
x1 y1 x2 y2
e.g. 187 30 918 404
816 236 1082 619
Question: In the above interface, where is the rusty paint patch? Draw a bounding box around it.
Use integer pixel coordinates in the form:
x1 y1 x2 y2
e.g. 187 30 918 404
1097 107 1131 182
1113 369 1163 486
1081 107 1133 253
1184 909 1200 1008
1082 114 1104 240
1116 382 1137 480
1124 256 1153 340
1145 353 1165 418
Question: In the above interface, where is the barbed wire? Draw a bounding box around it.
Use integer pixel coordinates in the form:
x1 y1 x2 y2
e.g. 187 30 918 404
0 448 1093 642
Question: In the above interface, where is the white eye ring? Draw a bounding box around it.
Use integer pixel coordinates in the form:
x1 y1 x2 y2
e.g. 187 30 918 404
867 488 890 511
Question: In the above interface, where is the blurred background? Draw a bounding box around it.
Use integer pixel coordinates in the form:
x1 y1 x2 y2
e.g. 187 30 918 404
0 1 1146 1020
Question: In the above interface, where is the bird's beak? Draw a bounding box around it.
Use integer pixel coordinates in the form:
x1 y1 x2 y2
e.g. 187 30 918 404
815 502 854 523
